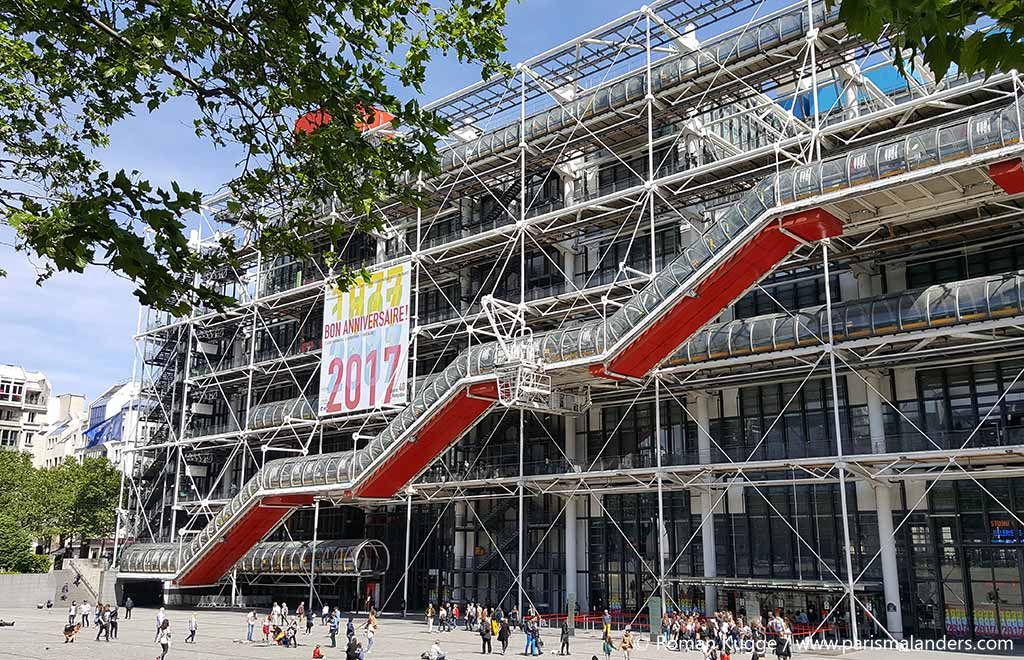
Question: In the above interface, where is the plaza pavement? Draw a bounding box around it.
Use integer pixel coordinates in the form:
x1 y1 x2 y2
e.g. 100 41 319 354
0 607 1017 659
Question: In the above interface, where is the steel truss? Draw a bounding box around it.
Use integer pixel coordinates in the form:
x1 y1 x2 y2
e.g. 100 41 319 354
114 0 1024 639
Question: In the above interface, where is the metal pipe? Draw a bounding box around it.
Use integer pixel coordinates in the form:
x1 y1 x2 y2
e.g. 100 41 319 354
822 239 859 643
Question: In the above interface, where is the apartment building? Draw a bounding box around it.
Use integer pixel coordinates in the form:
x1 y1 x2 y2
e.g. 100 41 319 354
35 392 87 468
0 365 52 454
113 0 1024 641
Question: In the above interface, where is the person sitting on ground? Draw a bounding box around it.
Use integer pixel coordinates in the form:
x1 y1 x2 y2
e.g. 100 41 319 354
313 644 324 659
63 622 80 643
422 639 446 660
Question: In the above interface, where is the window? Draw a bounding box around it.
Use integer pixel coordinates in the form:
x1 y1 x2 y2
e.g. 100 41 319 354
0 379 23 403
27 412 35 423
0 429 19 448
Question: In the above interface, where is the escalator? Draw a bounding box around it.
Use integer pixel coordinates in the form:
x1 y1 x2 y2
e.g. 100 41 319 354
120 97 1024 587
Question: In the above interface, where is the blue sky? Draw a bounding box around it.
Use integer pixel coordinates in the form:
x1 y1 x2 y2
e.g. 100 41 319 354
0 0 800 402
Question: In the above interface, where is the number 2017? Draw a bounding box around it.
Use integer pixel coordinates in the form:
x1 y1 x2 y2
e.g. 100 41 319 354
325 345 403 413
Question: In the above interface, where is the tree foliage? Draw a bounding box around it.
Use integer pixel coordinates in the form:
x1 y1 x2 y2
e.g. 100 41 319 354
0 451 120 572
833 0 1024 80
38 456 123 543
1 0 510 314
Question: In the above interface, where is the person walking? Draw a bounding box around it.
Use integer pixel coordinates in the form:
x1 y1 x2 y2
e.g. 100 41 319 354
185 613 197 644
329 611 340 648
80 601 90 627
95 605 111 642
601 610 611 638
601 632 615 660
68 601 77 626
109 607 119 640
322 604 330 626
480 614 492 654
364 617 377 654
346 616 355 642
497 618 510 655
124 596 133 620
155 608 166 642
297 601 306 627
524 618 540 656
155 620 170 660
559 618 571 655
620 627 634 660
426 603 435 633
246 610 257 642
306 611 315 635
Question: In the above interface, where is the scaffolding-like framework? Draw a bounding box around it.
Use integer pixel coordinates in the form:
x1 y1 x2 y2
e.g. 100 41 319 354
114 0 1024 641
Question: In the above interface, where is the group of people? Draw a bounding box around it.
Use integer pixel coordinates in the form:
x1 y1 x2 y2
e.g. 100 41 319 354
650 609 795 659
62 599 121 643
250 601 305 647
244 600 379 659
424 602 581 656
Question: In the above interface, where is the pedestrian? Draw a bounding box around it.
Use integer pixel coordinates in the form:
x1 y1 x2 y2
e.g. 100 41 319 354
68 601 77 626
124 596 133 620
602 609 611 637
246 610 257 642
109 607 119 640
185 613 197 643
620 626 634 660
480 614 492 654
329 612 340 648
346 616 355 642
306 611 315 635
60 583 69 601
80 601 90 627
426 603 435 633
297 601 306 627
524 618 539 656
365 618 376 653
155 620 170 660
322 604 330 626
497 617 510 655
346 636 359 660
560 618 571 655
272 602 282 627
155 607 166 642
263 614 272 642
94 603 102 628
602 632 615 660
95 605 111 642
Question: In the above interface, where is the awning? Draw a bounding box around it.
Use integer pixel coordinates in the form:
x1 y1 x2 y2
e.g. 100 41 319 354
84 411 123 448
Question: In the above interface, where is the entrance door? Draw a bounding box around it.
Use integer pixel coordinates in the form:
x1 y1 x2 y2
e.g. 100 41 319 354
966 547 1024 638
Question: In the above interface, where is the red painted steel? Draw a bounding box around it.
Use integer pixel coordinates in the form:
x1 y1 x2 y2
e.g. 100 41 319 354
294 107 395 135
354 382 498 498
177 494 313 586
990 158 1024 194
597 208 843 379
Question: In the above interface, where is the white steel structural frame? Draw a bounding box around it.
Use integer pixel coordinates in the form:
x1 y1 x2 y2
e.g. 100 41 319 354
114 0 1024 638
